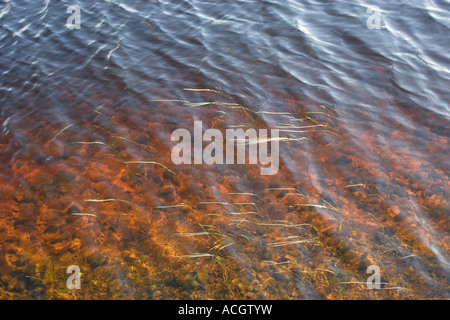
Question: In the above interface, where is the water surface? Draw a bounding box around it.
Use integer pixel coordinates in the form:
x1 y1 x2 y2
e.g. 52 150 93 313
0 0 449 299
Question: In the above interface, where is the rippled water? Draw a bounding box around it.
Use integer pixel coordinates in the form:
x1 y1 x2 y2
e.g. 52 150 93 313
0 0 449 299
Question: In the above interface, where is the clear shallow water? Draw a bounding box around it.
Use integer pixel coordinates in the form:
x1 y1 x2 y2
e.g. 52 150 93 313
0 0 448 299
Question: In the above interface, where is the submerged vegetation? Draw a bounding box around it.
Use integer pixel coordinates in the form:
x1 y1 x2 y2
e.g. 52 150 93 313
0 88 448 300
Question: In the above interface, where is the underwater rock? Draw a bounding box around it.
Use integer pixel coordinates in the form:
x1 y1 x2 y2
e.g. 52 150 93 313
13 203 37 227
87 253 108 269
